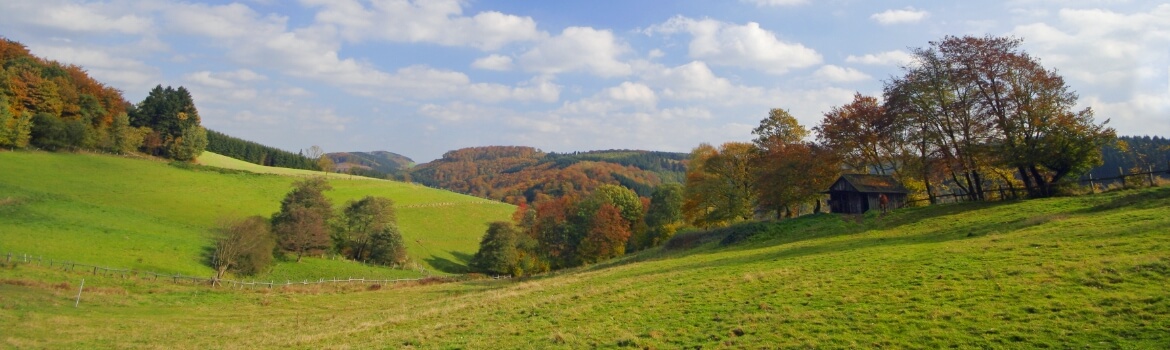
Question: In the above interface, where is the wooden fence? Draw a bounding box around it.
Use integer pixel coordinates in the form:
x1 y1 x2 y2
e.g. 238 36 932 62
3 252 509 289
907 162 1170 206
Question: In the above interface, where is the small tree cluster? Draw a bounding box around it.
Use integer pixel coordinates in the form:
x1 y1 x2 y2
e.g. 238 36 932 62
271 177 333 262
469 183 685 276
333 196 407 266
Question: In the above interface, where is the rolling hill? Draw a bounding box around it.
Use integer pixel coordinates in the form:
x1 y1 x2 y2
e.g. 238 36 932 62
2 185 1167 348
0 150 514 279
327 150 415 178
409 146 688 203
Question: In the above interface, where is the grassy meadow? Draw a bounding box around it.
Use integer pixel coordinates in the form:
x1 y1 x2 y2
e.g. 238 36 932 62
1 182 1167 348
0 151 514 280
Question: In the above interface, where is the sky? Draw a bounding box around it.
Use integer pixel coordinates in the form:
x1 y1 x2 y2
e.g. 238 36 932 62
1 0 1167 162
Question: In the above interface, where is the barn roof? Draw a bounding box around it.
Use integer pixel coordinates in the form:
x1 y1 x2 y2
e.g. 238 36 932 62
830 174 910 194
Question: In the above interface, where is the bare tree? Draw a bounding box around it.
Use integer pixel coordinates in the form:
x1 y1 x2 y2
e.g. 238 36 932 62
210 216 274 282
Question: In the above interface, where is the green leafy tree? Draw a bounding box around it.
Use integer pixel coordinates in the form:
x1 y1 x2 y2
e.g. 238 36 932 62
643 183 684 248
272 177 333 262
470 221 521 275
334 196 408 266
130 85 203 159
167 124 208 161
29 112 67 151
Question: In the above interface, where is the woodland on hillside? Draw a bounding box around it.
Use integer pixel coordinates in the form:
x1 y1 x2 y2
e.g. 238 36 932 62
0 38 207 160
410 146 686 204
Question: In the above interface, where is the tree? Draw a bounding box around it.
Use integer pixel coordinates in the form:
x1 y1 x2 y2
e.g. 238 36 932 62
129 85 203 159
682 142 757 227
884 35 1115 198
751 109 841 218
104 113 147 154
272 177 333 262
334 196 408 265
815 93 905 175
0 96 32 149
167 124 208 161
209 216 275 281
753 108 808 148
643 183 684 248
469 221 521 275
29 112 67 151
576 204 632 264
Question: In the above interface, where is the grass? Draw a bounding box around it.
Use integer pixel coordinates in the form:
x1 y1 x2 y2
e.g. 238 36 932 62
0 150 514 279
1 184 1167 348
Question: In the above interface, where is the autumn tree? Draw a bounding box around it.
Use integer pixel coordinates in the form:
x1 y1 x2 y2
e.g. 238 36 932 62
272 177 333 262
576 204 632 264
683 142 757 227
885 35 1114 198
0 96 32 149
753 108 840 218
334 196 407 266
209 216 275 281
815 93 905 175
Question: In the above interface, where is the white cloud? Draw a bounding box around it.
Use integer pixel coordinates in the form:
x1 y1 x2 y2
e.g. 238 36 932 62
845 50 914 66
641 61 755 102
303 0 543 50
645 16 821 74
468 76 561 103
604 82 657 109
518 26 633 77
471 54 513 71
813 65 872 83
741 0 808 7
0 1 153 34
871 7 930 25
1011 5 1170 93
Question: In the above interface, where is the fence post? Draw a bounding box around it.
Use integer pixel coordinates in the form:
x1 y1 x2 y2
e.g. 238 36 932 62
1149 165 1156 187
1088 173 1096 193
1119 167 1126 188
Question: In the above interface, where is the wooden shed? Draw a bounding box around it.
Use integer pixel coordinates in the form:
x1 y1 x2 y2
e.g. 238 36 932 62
824 174 909 214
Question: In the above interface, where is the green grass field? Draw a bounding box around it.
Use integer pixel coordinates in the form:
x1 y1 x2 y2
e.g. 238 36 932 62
0 151 514 280
1 181 1166 348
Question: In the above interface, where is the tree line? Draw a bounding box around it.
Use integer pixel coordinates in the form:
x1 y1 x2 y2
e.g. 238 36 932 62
1 38 208 161
206 129 318 170
209 177 409 279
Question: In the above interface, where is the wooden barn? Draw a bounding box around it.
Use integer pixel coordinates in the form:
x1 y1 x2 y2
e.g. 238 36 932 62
824 174 909 214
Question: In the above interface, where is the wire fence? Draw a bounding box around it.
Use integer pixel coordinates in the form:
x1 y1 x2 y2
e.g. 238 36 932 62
3 252 510 290
906 162 1170 206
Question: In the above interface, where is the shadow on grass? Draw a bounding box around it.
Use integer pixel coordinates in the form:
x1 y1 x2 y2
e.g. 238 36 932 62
425 251 473 274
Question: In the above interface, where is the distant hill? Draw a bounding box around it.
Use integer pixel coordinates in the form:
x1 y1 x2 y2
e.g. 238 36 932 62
409 146 687 203
327 151 415 179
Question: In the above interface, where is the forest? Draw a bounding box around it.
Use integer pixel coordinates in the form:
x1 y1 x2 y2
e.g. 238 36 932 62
410 146 686 203
206 129 318 171
0 38 207 161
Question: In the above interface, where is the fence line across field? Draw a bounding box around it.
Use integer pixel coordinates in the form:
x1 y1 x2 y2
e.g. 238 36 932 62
906 163 1169 206
3 252 510 289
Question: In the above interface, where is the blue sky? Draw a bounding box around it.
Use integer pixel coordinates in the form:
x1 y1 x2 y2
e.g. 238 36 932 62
2 0 1167 161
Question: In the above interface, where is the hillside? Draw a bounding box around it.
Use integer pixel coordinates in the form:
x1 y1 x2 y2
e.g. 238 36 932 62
2 186 1166 348
327 150 414 178
410 146 687 203
0 151 514 279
